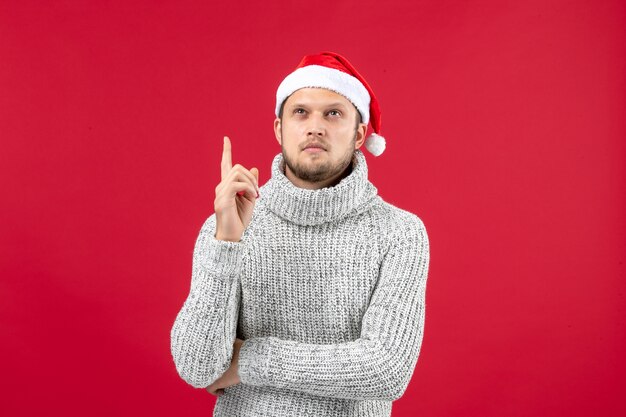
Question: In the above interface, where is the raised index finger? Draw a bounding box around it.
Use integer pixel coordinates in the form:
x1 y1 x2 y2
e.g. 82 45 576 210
221 136 232 181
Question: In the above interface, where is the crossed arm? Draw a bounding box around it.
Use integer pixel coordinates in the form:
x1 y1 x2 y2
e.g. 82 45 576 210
171 215 430 401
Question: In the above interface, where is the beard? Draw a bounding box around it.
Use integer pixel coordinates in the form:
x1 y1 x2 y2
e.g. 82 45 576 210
281 130 357 184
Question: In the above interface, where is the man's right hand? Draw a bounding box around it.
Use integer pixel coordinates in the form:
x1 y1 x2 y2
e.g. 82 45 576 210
214 136 260 242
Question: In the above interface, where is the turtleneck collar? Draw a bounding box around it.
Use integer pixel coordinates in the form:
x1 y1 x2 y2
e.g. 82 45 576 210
260 149 379 226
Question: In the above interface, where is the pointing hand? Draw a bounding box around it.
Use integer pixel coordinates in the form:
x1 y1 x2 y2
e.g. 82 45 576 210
214 136 260 242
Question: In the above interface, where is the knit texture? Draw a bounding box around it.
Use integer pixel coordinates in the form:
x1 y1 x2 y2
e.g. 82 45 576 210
170 149 430 417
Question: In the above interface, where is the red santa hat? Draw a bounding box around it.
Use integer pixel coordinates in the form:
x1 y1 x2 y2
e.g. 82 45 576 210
275 51 386 156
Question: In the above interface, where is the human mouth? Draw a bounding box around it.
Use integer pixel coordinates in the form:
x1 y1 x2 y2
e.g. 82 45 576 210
303 143 326 153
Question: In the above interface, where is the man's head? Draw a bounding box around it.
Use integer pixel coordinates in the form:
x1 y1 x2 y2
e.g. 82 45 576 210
273 52 386 189
274 87 367 189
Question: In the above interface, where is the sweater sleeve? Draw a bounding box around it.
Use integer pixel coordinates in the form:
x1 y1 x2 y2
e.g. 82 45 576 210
170 214 245 388
237 215 430 401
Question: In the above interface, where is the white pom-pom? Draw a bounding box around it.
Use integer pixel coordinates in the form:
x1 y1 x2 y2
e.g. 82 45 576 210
364 133 386 156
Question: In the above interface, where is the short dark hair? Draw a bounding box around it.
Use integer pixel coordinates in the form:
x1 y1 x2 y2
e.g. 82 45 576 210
278 96 363 128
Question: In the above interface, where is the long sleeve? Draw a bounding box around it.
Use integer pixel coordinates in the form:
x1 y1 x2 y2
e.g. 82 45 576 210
237 215 430 401
170 214 244 388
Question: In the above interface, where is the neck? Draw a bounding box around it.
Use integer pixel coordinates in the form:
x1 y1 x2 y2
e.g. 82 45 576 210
260 149 379 226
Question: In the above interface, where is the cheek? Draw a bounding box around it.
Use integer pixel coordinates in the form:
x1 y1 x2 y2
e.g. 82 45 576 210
283 122 306 138
335 123 356 137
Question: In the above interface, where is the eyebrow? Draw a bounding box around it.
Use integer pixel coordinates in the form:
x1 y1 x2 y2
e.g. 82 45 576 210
287 102 349 109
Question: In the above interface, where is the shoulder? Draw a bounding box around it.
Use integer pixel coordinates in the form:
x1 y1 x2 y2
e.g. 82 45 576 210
363 198 429 255
356 196 430 260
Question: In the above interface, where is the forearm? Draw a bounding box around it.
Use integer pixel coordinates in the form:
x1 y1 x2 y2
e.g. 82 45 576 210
238 321 424 401
170 216 244 388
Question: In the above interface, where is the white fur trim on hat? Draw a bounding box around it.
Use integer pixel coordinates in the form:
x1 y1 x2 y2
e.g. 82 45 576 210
276 65 371 124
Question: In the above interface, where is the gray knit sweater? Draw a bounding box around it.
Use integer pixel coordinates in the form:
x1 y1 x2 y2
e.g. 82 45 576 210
171 149 430 417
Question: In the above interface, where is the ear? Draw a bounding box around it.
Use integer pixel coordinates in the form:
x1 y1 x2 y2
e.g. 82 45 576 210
354 122 368 150
274 117 282 146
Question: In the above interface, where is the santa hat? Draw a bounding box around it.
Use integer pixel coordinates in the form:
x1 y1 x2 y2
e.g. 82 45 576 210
275 51 386 156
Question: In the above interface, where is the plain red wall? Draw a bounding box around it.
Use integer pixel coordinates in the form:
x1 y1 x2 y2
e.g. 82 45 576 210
1 1 624 416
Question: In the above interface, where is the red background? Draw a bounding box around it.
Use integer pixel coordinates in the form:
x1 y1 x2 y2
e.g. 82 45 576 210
1 1 624 416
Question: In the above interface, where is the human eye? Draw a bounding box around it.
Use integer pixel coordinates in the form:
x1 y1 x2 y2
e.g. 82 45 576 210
327 109 342 117
293 108 306 115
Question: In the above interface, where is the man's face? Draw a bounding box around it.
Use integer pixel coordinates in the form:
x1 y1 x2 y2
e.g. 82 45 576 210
274 87 367 189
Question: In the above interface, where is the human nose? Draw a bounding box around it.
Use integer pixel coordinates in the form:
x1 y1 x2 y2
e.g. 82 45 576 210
306 114 325 137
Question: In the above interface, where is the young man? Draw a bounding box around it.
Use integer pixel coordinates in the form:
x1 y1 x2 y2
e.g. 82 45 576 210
170 51 430 417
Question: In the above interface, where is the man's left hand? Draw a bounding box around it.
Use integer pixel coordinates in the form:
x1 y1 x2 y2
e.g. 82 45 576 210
206 338 244 397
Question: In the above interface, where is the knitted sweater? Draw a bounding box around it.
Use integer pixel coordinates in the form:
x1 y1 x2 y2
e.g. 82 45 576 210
170 149 430 417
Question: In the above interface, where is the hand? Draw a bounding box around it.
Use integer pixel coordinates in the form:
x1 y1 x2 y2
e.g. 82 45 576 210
214 136 260 242
206 338 245 397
